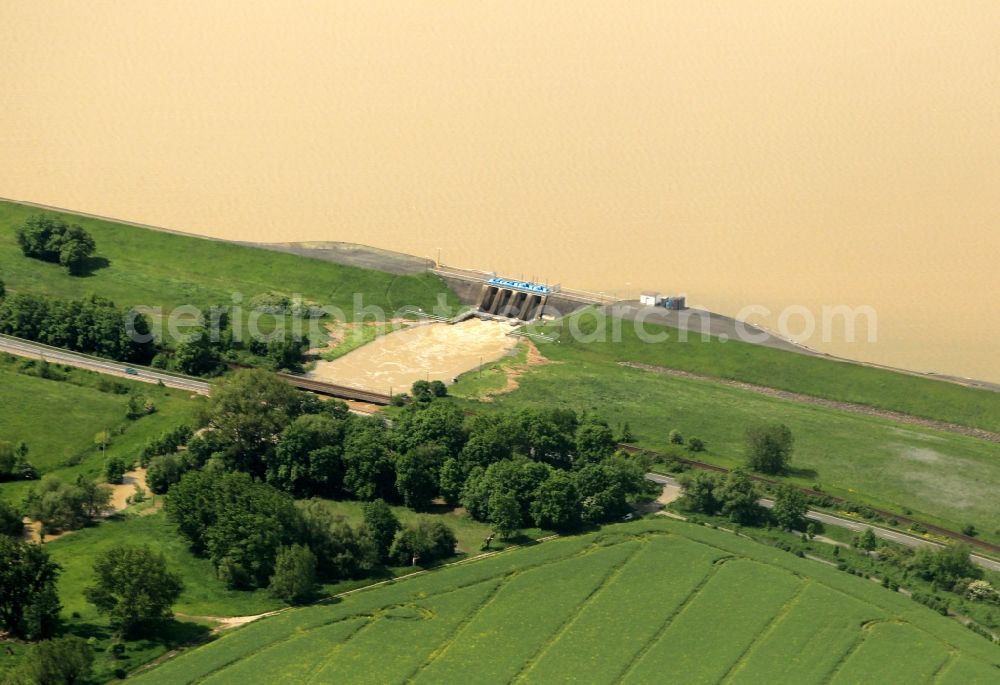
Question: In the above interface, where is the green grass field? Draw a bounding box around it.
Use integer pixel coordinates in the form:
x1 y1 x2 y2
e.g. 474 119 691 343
0 358 201 503
456 335 1000 544
130 518 1000 685
46 511 284 621
33 502 542 682
0 200 458 317
531 309 1000 434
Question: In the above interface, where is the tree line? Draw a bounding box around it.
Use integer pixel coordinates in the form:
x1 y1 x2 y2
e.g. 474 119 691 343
0 292 154 364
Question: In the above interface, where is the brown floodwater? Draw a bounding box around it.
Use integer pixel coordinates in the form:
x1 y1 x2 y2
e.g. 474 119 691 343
310 319 517 395
1 2 997 382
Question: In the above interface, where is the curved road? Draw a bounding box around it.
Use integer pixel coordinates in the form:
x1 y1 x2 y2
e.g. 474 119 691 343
0 335 211 394
645 473 1000 573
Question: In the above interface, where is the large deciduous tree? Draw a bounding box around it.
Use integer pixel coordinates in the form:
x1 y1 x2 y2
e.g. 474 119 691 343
361 499 401 563
771 484 808 530
342 417 397 501
84 545 183 637
267 414 346 497
745 423 794 474
716 469 765 525
206 369 302 476
395 444 447 511
0 537 62 639
167 470 302 589
530 471 581 531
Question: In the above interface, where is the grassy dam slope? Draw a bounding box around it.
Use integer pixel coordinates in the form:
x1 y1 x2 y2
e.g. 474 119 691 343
0 200 458 314
536 310 1000 435
132 519 1000 685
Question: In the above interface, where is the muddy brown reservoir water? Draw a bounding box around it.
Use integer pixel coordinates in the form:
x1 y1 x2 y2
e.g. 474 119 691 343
1 2 997 381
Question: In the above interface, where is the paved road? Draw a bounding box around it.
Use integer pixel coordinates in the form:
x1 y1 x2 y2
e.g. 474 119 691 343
645 473 1000 572
0 335 211 395
0 334 387 417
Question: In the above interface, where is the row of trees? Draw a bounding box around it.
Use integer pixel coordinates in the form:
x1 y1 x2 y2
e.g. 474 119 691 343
0 292 155 364
15 214 97 275
678 470 808 530
0 268 304 375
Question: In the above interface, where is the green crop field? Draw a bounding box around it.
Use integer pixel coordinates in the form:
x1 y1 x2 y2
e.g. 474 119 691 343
0 200 458 316
455 349 1000 544
131 519 1000 685
532 309 1000 434
0 357 201 502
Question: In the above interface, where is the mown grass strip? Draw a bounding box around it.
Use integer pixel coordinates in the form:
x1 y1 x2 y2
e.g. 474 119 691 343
539 309 1000 433
0 200 458 315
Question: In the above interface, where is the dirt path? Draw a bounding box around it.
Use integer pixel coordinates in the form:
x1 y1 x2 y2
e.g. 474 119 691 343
621 361 1000 443
477 339 551 401
110 468 150 510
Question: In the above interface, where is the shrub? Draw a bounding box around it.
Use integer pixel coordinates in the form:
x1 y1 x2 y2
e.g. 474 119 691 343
139 425 193 466
104 456 128 484
269 544 318 604
911 592 950 616
965 580 998 604
744 423 794 474
0 499 24 537
146 454 185 494
687 437 705 453
389 519 457 566
4 636 93 684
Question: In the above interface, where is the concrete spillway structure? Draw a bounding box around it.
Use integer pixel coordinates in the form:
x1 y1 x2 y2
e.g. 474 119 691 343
476 277 553 321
